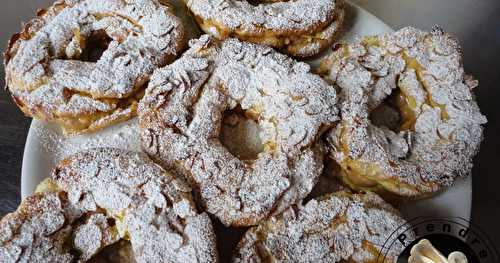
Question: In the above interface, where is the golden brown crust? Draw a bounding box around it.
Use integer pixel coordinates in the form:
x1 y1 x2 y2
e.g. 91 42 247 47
51 148 219 262
318 27 487 198
186 0 345 57
0 192 119 262
139 36 339 227
4 0 185 135
233 191 411 262
0 148 219 263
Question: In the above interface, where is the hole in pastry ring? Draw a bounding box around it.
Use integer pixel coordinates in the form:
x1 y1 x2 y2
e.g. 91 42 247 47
233 191 412 262
138 36 339 226
0 148 218 262
318 27 487 198
185 0 345 57
4 0 185 135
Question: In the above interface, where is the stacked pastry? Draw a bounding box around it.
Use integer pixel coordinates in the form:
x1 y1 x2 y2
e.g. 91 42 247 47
183 0 345 57
1 0 486 262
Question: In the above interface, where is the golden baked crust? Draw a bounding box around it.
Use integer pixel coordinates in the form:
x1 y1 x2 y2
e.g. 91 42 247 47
0 192 119 262
4 0 185 135
233 191 410 262
52 148 218 262
185 0 345 57
139 36 339 226
0 148 218 263
318 27 487 198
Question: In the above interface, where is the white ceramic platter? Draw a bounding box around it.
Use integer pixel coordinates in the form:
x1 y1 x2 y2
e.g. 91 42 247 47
21 2 471 221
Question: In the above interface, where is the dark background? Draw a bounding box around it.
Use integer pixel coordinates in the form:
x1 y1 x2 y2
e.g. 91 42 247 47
1 0 499 251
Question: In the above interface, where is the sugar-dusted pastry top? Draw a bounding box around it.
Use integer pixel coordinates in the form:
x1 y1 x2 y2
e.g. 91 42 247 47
52 148 218 262
187 0 338 33
185 0 345 57
139 36 339 226
234 191 410 262
318 26 487 197
0 192 119 262
0 148 218 263
5 0 185 134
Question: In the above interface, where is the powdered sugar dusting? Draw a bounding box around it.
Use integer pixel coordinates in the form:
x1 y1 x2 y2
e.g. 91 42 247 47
139 36 339 226
186 0 345 57
319 27 487 197
187 0 338 33
1 148 218 262
51 148 218 262
31 118 140 163
233 191 411 262
74 213 120 260
5 0 184 133
0 192 118 262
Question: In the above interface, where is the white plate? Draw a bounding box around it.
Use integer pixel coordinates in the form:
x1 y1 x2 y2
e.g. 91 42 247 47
20 2 471 221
